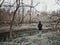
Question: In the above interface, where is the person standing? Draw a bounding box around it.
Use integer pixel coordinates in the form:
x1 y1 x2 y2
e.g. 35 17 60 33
38 21 42 36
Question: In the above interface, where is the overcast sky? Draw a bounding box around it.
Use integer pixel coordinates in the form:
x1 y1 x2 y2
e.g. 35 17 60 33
2 0 60 12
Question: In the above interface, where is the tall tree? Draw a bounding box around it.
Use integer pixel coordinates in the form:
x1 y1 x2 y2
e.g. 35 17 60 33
10 0 20 41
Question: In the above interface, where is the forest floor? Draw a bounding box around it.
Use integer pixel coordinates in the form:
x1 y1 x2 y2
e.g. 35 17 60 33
0 23 52 33
0 31 60 45
0 24 60 45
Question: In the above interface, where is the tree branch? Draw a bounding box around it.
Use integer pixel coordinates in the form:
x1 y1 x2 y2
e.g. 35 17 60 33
0 0 4 7
10 0 20 41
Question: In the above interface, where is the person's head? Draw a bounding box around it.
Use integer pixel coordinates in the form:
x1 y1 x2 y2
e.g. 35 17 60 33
39 21 41 24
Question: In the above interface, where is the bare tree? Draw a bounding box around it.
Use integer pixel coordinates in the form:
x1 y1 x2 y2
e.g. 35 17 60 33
0 0 4 7
0 0 4 23
10 0 20 41
55 0 60 27
48 11 60 30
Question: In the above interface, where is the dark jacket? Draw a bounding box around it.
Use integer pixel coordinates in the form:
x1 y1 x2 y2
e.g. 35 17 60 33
38 22 42 31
